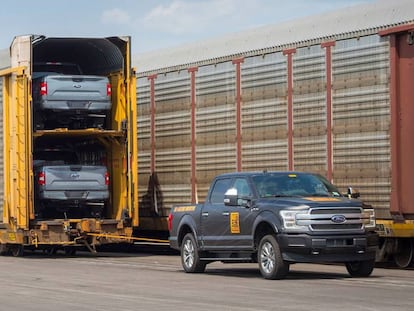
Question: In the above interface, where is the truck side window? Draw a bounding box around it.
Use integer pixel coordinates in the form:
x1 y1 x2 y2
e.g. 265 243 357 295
233 178 251 197
210 178 232 204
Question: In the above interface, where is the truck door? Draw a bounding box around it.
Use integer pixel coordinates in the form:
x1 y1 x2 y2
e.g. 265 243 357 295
201 177 255 250
231 177 256 248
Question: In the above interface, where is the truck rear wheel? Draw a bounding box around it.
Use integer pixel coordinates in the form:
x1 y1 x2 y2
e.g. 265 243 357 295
258 234 289 279
345 259 375 277
181 233 206 273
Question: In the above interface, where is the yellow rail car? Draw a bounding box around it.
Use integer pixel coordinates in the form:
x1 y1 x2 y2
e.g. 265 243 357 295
0 35 138 255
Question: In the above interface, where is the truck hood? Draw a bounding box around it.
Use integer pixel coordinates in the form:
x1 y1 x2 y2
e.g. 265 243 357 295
256 196 363 209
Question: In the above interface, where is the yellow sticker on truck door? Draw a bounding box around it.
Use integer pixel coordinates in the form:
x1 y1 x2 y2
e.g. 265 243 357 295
230 212 240 234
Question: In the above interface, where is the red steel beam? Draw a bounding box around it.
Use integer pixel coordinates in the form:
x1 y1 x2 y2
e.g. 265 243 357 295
380 25 414 216
188 67 198 203
386 32 414 216
322 41 336 182
378 23 414 36
147 74 157 173
232 57 244 172
283 48 296 171
388 35 401 215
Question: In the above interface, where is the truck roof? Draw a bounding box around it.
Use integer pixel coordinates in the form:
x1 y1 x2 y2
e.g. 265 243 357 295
215 171 315 178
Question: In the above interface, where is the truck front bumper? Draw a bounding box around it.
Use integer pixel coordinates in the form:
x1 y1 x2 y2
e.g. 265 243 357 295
277 232 378 263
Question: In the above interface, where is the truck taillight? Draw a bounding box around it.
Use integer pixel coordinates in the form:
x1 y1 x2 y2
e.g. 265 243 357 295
168 213 173 232
107 83 111 97
105 172 110 185
40 82 48 96
38 172 46 185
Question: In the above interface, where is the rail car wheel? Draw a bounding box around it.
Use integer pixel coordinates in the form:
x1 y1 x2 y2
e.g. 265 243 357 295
44 247 57 256
394 239 414 268
10 245 24 257
64 247 77 256
0 243 9 255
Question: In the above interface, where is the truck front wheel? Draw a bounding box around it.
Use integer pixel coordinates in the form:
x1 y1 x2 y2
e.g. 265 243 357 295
345 259 375 277
258 234 289 279
181 233 206 273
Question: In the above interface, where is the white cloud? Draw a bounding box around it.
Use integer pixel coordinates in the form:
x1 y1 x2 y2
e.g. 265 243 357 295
101 8 131 25
142 0 254 34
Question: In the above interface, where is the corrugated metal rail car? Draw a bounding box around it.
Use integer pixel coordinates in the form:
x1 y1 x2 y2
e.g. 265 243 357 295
134 0 414 266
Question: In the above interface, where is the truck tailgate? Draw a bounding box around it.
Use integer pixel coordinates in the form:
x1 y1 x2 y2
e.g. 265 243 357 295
41 165 108 191
43 75 109 102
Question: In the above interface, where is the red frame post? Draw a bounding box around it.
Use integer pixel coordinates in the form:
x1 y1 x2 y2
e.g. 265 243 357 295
283 48 296 171
322 41 336 182
188 67 198 203
232 57 244 172
147 74 158 173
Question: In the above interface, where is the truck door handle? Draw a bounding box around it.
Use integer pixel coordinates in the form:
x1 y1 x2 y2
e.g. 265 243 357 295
202 212 209 217
222 212 230 216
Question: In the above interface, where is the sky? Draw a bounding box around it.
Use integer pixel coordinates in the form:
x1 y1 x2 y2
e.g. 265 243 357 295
0 0 376 55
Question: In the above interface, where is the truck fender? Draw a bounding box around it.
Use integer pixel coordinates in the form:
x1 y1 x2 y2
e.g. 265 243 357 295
176 214 200 248
252 211 282 246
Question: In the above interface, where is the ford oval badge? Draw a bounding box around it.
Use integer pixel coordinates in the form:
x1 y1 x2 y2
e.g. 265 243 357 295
70 173 80 179
331 215 346 223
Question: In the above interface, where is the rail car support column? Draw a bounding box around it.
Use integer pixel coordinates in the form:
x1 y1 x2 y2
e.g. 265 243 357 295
321 41 335 182
283 48 296 171
232 58 244 172
188 67 198 203
147 74 158 174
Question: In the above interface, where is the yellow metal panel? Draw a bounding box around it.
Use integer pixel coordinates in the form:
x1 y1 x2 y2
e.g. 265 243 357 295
0 67 31 229
376 219 414 237
129 69 138 227
117 37 138 227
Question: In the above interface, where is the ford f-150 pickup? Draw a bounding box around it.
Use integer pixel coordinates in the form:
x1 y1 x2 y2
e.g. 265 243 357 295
169 171 378 279
34 148 109 219
32 62 112 130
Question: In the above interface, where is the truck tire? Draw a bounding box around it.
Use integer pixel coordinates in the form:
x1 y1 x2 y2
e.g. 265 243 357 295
345 259 375 277
258 234 289 279
181 233 206 273
393 238 414 268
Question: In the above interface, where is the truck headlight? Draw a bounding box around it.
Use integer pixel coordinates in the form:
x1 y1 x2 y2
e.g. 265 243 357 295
280 210 308 231
362 208 376 229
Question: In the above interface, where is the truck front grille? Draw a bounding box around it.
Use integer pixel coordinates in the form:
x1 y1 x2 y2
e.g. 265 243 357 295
296 207 365 232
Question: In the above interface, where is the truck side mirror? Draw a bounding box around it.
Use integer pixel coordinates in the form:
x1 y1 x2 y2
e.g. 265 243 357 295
347 187 360 199
224 188 238 206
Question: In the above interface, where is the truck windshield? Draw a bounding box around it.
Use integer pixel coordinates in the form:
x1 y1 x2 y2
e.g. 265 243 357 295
33 62 82 75
33 150 79 165
252 173 342 198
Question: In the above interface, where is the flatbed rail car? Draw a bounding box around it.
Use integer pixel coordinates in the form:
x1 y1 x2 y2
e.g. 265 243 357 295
0 35 138 255
135 0 414 267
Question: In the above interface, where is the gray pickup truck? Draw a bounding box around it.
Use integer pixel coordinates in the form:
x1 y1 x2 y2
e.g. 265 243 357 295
169 171 378 279
34 149 109 219
32 62 112 130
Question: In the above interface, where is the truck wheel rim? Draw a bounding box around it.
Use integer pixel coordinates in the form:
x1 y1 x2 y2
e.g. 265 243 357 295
260 241 275 274
183 239 195 268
